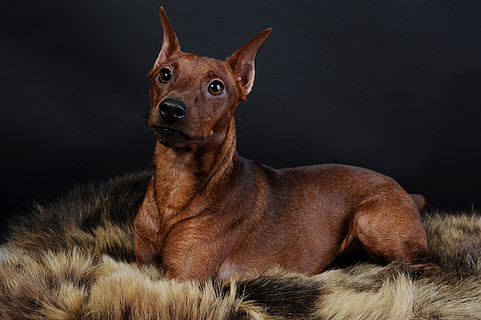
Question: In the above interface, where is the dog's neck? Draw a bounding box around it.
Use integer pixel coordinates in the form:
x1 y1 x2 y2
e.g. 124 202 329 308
152 117 238 210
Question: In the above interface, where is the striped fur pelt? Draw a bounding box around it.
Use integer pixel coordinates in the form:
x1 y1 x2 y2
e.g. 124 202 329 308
1 171 480 319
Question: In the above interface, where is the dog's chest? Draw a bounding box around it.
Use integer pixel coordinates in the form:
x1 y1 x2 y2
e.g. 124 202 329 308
159 215 236 278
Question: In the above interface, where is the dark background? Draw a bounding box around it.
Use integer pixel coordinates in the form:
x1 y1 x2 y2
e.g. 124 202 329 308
1 1 480 240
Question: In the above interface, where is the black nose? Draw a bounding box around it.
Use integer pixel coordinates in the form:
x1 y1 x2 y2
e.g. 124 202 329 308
158 99 187 123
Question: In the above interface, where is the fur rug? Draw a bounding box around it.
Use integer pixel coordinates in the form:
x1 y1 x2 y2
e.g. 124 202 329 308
1 171 481 319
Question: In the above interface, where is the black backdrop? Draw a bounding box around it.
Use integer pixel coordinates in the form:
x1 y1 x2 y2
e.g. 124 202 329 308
1 1 481 239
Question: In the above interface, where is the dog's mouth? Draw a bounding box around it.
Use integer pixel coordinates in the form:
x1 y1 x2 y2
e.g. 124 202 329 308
152 126 186 138
151 126 204 148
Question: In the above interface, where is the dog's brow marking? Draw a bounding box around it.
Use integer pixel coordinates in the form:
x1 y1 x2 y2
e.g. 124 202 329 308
208 71 222 79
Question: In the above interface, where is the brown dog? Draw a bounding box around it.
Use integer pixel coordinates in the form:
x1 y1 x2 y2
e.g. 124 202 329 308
134 8 436 281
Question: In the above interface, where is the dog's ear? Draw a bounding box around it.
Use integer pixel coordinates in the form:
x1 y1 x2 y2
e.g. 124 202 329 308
227 29 271 98
150 7 181 76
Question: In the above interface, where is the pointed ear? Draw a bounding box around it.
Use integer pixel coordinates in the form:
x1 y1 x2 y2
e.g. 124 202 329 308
149 7 181 76
226 28 271 98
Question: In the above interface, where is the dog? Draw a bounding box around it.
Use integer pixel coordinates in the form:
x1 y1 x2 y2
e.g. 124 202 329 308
134 8 437 280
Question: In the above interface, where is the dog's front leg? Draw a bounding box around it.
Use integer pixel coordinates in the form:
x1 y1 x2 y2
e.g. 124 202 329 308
134 178 163 267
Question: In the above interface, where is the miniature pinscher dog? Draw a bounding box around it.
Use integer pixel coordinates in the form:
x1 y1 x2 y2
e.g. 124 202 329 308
134 8 436 280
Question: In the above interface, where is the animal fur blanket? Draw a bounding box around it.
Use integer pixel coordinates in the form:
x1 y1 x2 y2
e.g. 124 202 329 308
1 171 480 319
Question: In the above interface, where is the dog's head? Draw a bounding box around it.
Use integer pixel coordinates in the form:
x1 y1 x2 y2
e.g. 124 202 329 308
147 8 270 149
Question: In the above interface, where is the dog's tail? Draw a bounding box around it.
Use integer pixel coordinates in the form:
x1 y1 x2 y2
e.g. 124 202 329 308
410 194 427 214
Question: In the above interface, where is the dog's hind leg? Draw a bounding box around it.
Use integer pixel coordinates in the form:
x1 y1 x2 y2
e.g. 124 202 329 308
352 192 436 272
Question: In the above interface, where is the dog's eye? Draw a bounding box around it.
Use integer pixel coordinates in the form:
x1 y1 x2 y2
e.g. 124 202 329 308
159 68 172 83
208 80 224 95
